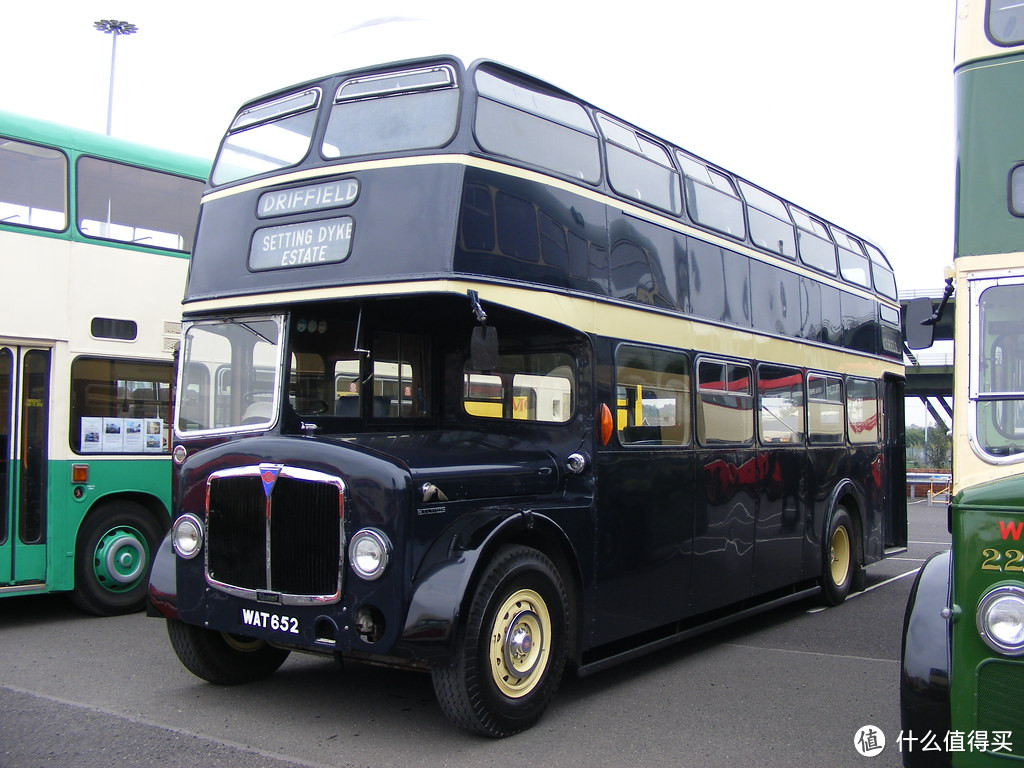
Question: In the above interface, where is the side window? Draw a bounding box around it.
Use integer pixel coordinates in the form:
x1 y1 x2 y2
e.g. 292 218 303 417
865 242 898 300
790 206 837 275
0 137 67 231
70 357 173 454
475 68 600 183
738 180 795 259
615 345 691 446
464 351 574 423
677 153 746 239
599 115 681 214
833 227 871 288
697 359 753 445
847 378 879 444
807 373 845 444
758 365 804 444
77 156 203 251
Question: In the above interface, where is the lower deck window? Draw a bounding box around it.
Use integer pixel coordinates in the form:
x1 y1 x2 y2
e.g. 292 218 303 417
464 352 574 423
70 357 172 453
615 345 691 446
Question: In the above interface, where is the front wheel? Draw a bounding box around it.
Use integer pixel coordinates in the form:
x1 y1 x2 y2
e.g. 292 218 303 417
820 506 855 606
431 545 570 737
166 619 290 685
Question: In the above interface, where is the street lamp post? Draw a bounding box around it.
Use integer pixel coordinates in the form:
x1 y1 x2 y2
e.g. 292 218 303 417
93 19 138 135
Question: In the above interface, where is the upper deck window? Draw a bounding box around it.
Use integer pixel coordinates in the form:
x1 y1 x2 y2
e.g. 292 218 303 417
77 156 203 251
865 242 897 299
212 89 320 186
474 69 600 183
988 1 1024 45
832 227 871 288
0 137 67 231
676 153 745 239
790 205 837 275
738 180 795 259
322 65 459 159
599 115 681 215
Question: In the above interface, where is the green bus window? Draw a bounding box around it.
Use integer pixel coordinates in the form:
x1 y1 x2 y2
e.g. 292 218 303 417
1010 164 1024 216
615 346 691 447
464 352 574 423
976 282 1024 456
759 365 804 445
807 373 845 444
989 1 1024 45
847 378 879 444
0 138 67 231
69 356 172 454
474 69 600 183
77 156 203 251
697 360 753 445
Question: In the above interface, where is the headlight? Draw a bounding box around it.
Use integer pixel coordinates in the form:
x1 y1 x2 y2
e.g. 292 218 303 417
349 528 390 581
977 585 1024 656
172 514 205 559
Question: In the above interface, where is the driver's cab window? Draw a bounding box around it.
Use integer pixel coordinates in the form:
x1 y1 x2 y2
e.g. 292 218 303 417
288 315 430 420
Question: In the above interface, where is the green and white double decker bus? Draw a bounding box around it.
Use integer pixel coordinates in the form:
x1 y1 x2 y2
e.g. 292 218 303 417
900 1 1024 764
0 111 206 614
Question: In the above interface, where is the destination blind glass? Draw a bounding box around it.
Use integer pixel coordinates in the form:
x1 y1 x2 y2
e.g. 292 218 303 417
249 217 354 270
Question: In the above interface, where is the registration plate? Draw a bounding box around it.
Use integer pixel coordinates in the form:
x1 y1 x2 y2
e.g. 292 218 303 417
240 607 300 635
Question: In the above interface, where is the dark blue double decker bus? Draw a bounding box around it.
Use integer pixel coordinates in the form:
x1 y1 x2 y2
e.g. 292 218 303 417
150 56 907 736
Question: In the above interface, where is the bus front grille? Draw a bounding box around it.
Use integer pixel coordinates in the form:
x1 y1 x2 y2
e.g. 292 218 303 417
976 660 1024 755
206 466 345 604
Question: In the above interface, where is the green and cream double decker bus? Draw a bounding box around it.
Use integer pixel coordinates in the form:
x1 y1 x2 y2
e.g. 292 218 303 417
901 2 1024 765
0 111 206 614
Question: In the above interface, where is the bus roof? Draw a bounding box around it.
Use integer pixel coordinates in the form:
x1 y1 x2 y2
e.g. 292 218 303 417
0 109 209 181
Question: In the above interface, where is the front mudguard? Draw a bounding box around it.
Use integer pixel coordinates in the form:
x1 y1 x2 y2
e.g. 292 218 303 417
146 530 178 619
899 550 952 766
398 508 572 661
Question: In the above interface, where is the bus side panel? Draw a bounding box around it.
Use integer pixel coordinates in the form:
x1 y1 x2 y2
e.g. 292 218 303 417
803 446 849 580
592 448 694 645
49 457 172 592
752 447 806 594
690 446 757 614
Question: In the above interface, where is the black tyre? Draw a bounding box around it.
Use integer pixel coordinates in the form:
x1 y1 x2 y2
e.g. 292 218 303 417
820 506 855 606
70 500 163 616
431 545 570 737
166 619 290 685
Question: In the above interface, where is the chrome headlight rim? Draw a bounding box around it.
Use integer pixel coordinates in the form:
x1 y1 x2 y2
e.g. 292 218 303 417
976 584 1024 657
348 528 391 581
171 513 205 560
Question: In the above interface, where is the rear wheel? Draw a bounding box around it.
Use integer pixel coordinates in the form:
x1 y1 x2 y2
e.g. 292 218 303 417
70 501 163 616
821 506 854 605
166 619 290 685
431 545 570 737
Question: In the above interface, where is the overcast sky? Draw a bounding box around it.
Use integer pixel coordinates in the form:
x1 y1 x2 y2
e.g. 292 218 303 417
2 0 955 298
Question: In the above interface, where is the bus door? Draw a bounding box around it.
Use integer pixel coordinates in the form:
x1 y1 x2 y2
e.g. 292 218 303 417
0 345 50 588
